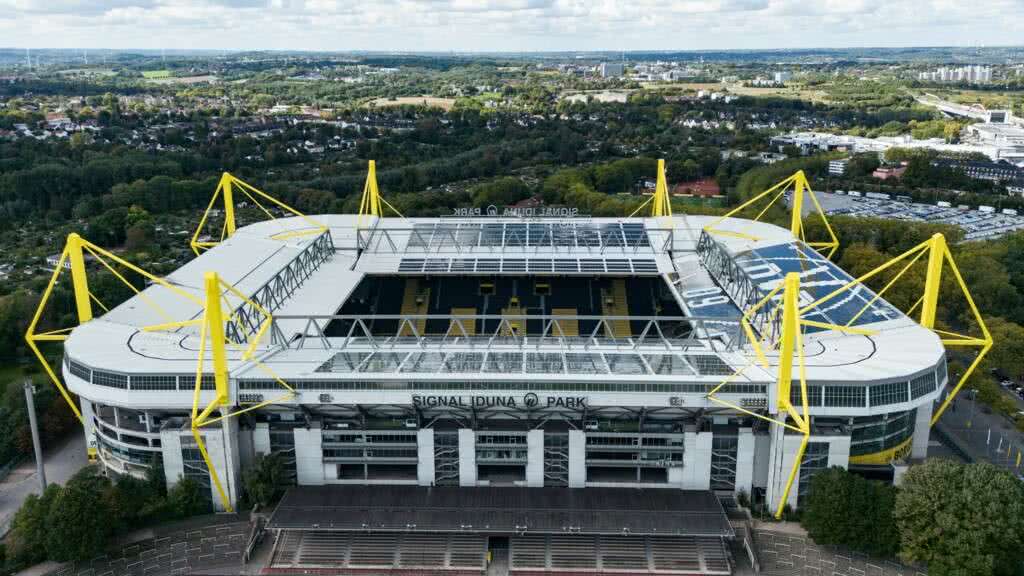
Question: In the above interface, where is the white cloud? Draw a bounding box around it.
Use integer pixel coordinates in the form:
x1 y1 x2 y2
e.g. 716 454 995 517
0 0 1021 51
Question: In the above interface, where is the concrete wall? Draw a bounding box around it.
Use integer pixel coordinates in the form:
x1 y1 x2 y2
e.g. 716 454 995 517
911 404 933 459
417 428 435 486
735 427 755 496
458 429 476 486
294 422 325 485
526 429 544 487
568 429 586 488
253 422 271 456
681 431 712 490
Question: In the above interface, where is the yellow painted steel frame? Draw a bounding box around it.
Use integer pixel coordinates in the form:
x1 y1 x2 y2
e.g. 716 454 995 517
24 233 206 423
707 273 877 519
357 160 405 230
703 170 839 259
799 233 992 428
627 159 673 218
190 172 329 255
151 271 296 512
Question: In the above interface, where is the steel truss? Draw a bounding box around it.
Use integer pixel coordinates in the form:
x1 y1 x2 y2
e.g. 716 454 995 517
226 230 335 343
356 223 676 255
267 313 747 355
696 230 782 343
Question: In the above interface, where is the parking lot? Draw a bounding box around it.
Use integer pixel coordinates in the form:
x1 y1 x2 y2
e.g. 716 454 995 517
814 192 1024 241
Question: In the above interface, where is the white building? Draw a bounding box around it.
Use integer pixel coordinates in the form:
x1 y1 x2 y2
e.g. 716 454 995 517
599 62 624 78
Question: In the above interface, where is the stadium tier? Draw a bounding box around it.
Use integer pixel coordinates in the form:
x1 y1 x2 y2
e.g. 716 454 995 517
61 212 946 518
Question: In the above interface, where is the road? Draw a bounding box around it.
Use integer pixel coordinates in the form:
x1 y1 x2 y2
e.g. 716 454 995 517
934 391 1024 475
0 432 87 535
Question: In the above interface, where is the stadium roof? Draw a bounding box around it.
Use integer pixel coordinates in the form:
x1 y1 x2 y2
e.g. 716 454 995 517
267 485 734 538
61 213 947 414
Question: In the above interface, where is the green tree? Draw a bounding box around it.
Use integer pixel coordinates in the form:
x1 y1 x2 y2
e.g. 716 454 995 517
45 468 122 562
801 467 898 557
243 453 286 508
895 459 1024 575
6 484 61 566
166 477 211 518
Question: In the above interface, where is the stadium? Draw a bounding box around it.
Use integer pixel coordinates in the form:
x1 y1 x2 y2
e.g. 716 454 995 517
32 162 987 576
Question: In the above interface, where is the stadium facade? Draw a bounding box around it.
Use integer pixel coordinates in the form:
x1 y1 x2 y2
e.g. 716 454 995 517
56 199 952 516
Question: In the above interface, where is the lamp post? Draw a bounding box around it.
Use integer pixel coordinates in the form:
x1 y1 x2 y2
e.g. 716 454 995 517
23 379 46 492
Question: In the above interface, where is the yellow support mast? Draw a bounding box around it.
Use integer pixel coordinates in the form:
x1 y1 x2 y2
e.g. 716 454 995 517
190 172 328 255
627 158 674 219
179 271 296 512
357 160 405 230
25 233 206 424
703 170 839 259
652 159 672 218
707 272 878 518
799 233 992 427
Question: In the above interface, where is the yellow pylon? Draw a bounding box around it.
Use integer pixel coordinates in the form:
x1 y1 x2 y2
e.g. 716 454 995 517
191 172 328 255
627 158 673 219
704 170 839 259
25 234 205 423
357 160 404 230
800 233 992 427
652 159 672 218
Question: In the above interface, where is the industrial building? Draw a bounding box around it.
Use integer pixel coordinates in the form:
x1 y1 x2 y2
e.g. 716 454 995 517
40 166 982 575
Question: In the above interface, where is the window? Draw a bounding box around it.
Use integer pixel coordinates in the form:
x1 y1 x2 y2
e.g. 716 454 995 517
93 371 128 389
910 372 936 399
870 381 910 407
131 375 178 391
823 386 866 408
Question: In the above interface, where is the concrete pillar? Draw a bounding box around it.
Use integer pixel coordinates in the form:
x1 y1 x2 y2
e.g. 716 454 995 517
682 430 712 490
765 422 800 512
218 413 243 509
458 429 476 486
568 429 586 488
294 422 325 485
735 428 755 496
827 436 851 469
201 422 241 512
159 428 184 493
79 399 96 458
911 405 932 459
253 422 271 456
417 428 435 486
526 429 544 487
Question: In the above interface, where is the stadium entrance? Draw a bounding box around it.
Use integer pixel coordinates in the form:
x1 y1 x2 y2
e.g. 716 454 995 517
265 485 736 576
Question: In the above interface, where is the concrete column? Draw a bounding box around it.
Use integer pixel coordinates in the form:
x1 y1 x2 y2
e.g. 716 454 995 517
458 429 476 486
253 422 271 456
827 436 851 469
765 422 800 512
202 422 241 512
682 431 712 490
911 404 933 459
568 429 586 488
159 428 184 492
735 428 755 496
79 399 96 457
294 422 325 485
751 432 771 490
526 429 544 487
219 413 243 509
417 428 435 486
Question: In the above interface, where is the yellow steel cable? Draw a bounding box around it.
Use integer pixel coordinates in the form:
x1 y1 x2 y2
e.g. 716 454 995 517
627 195 654 218
800 241 930 315
843 248 928 327
88 291 110 313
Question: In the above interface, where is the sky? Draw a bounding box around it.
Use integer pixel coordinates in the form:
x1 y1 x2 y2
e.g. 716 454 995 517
0 0 1023 53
